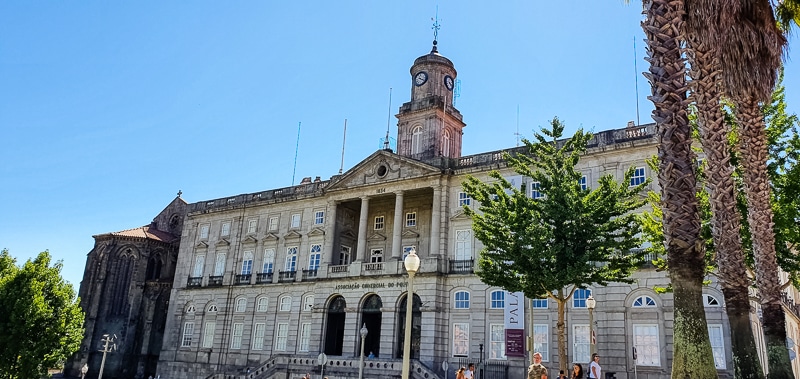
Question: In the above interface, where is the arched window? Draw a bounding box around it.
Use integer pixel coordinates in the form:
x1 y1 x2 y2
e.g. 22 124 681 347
704 294 721 307
454 291 470 309
235 298 247 312
207 304 218 313
411 126 423 154
490 290 504 309
303 295 314 311
442 129 451 157
146 255 162 280
241 251 254 275
185 304 196 313
279 296 292 311
633 295 657 307
257 298 269 312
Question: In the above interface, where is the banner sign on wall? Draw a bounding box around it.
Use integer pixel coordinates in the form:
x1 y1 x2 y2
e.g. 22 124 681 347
504 291 525 357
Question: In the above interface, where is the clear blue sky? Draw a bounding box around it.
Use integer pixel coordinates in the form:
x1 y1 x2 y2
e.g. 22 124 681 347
1 1 798 288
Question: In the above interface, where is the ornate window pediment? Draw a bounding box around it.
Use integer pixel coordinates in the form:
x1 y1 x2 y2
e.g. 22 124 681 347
401 229 419 238
242 235 258 245
264 232 279 241
284 230 302 240
215 238 230 247
307 227 325 237
368 232 386 241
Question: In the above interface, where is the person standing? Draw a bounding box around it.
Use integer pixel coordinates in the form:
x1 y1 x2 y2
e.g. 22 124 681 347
464 363 475 379
570 363 584 379
527 352 547 379
456 367 467 379
588 354 602 379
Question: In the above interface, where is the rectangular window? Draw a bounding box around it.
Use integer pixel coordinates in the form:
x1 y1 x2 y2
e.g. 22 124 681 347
489 324 506 359
452 323 469 357
291 213 301 228
573 324 590 364
314 211 324 225
252 323 265 350
192 254 205 277
406 212 417 227
532 298 549 309
374 216 385 230
262 249 275 273
455 230 472 260
221 221 231 237
633 324 661 366
202 321 215 348
339 246 351 265
534 324 550 361
213 253 226 276
241 250 254 275
579 175 588 191
708 324 726 369
299 322 311 352
230 323 243 349
531 181 543 199
275 323 288 351
181 322 194 347
308 244 322 270
370 249 383 263
573 288 592 308
458 192 471 206
630 167 647 186
247 219 258 234
403 246 416 261
285 246 298 271
490 291 505 309
268 216 279 231
199 224 210 239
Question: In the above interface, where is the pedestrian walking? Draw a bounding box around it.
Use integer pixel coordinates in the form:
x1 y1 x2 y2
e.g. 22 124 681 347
588 354 602 379
527 352 547 379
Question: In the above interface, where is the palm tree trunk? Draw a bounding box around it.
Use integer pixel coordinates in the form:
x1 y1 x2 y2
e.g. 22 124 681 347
642 0 717 377
735 99 794 379
686 36 765 379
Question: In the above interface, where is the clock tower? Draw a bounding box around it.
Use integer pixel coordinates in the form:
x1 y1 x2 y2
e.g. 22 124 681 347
396 40 465 160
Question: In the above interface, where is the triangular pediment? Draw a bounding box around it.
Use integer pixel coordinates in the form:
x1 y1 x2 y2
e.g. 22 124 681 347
264 232 279 241
215 238 230 247
326 150 442 191
195 241 209 249
450 210 472 221
307 227 325 237
242 235 258 244
340 230 357 240
368 232 387 241
402 229 420 238
284 230 302 239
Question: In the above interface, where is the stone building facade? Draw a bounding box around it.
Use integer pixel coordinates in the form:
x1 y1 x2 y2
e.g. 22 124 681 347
70 41 800 379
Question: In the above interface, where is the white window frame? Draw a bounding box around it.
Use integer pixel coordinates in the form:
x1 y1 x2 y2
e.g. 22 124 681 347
633 324 661 366
633 295 657 307
579 175 588 191
406 212 417 227
308 244 322 270
442 129 452 157
202 321 215 348
199 224 210 239
573 288 592 308
704 294 721 307
458 192 471 206
192 254 205 277
235 298 247 313
262 248 275 273
303 295 314 311
230 323 243 349
454 291 470 309
452 322 469 357
247 219 258 234
531 181 543 199
207 304 218 313
403 246 416 261
221 221 231 237
532 298 549 309
370 249 384 263
374 216 385 230
213 253 226 276
314 210 325 225
708 324 726 369
181 322 194 347
630 166 647 186
268 216 279 231
285 246 298 271
489 324 506 360
573 324 590 364
279 295 292 312
241 250 254 275
411 126 423 154
275 323 289 351
252 323 266 350
534 323 550 362
455 229 472 260
339 245 351 265
299 322 312 352
490 290 504 309
290 213 301 228
256 298 268 312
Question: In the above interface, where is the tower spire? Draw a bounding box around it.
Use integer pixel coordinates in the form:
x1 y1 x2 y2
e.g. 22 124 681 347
431 6 441 53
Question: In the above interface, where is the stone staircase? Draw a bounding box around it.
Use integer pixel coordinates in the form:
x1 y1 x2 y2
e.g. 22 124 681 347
206 354 441 379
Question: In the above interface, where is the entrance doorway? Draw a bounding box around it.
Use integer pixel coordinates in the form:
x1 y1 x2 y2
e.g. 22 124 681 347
396 293 421 359
361 294 383 357
324 296 346 355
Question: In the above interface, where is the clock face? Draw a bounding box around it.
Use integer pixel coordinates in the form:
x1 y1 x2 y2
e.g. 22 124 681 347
444 75 454 91
414 71 428 86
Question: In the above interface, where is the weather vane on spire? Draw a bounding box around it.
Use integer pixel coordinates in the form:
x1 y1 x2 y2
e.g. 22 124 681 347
431 6 441 52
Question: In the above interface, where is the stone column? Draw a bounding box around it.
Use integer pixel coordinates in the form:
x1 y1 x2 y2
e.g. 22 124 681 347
356 196 370 262
391 191 405 260
430 186 442 256
324 200 338 264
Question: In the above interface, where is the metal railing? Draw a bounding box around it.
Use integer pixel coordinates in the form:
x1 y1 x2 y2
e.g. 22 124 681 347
278 270 296 283
449 259 475 274
208 275 223 287
187 276 202 288
255 272 273 284
234 274 251 285
302 269 318 280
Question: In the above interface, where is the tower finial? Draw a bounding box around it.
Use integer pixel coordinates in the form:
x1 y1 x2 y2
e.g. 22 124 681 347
431 6 440 53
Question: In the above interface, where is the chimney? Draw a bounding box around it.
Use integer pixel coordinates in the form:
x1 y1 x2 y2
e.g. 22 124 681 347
300 177 312 184
313 176 321 183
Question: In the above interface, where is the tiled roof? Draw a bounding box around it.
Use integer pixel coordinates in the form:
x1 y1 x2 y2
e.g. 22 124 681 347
95 225 178 243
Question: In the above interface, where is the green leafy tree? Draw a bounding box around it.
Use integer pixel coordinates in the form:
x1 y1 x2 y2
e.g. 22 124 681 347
462 118 648 373
0 250 84 379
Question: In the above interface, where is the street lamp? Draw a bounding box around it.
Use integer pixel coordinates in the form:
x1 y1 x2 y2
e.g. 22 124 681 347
80 363 88 379
402 248 421 379
359 323 369 379
586 295 596 356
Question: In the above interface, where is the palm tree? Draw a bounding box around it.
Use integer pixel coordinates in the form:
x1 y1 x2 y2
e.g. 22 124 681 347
641 0 718 377
682 0 766 376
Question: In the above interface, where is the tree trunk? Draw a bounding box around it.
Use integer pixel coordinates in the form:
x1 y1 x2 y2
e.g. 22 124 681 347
736 99 794 379
642 0 718 377
556 296 567 374
686 36 765 379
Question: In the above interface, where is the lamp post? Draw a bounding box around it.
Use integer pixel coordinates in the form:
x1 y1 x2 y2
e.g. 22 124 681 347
359 323 369 379
402 248 421 379
587 295 596 356
97 334 117 379
80 363 88 379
